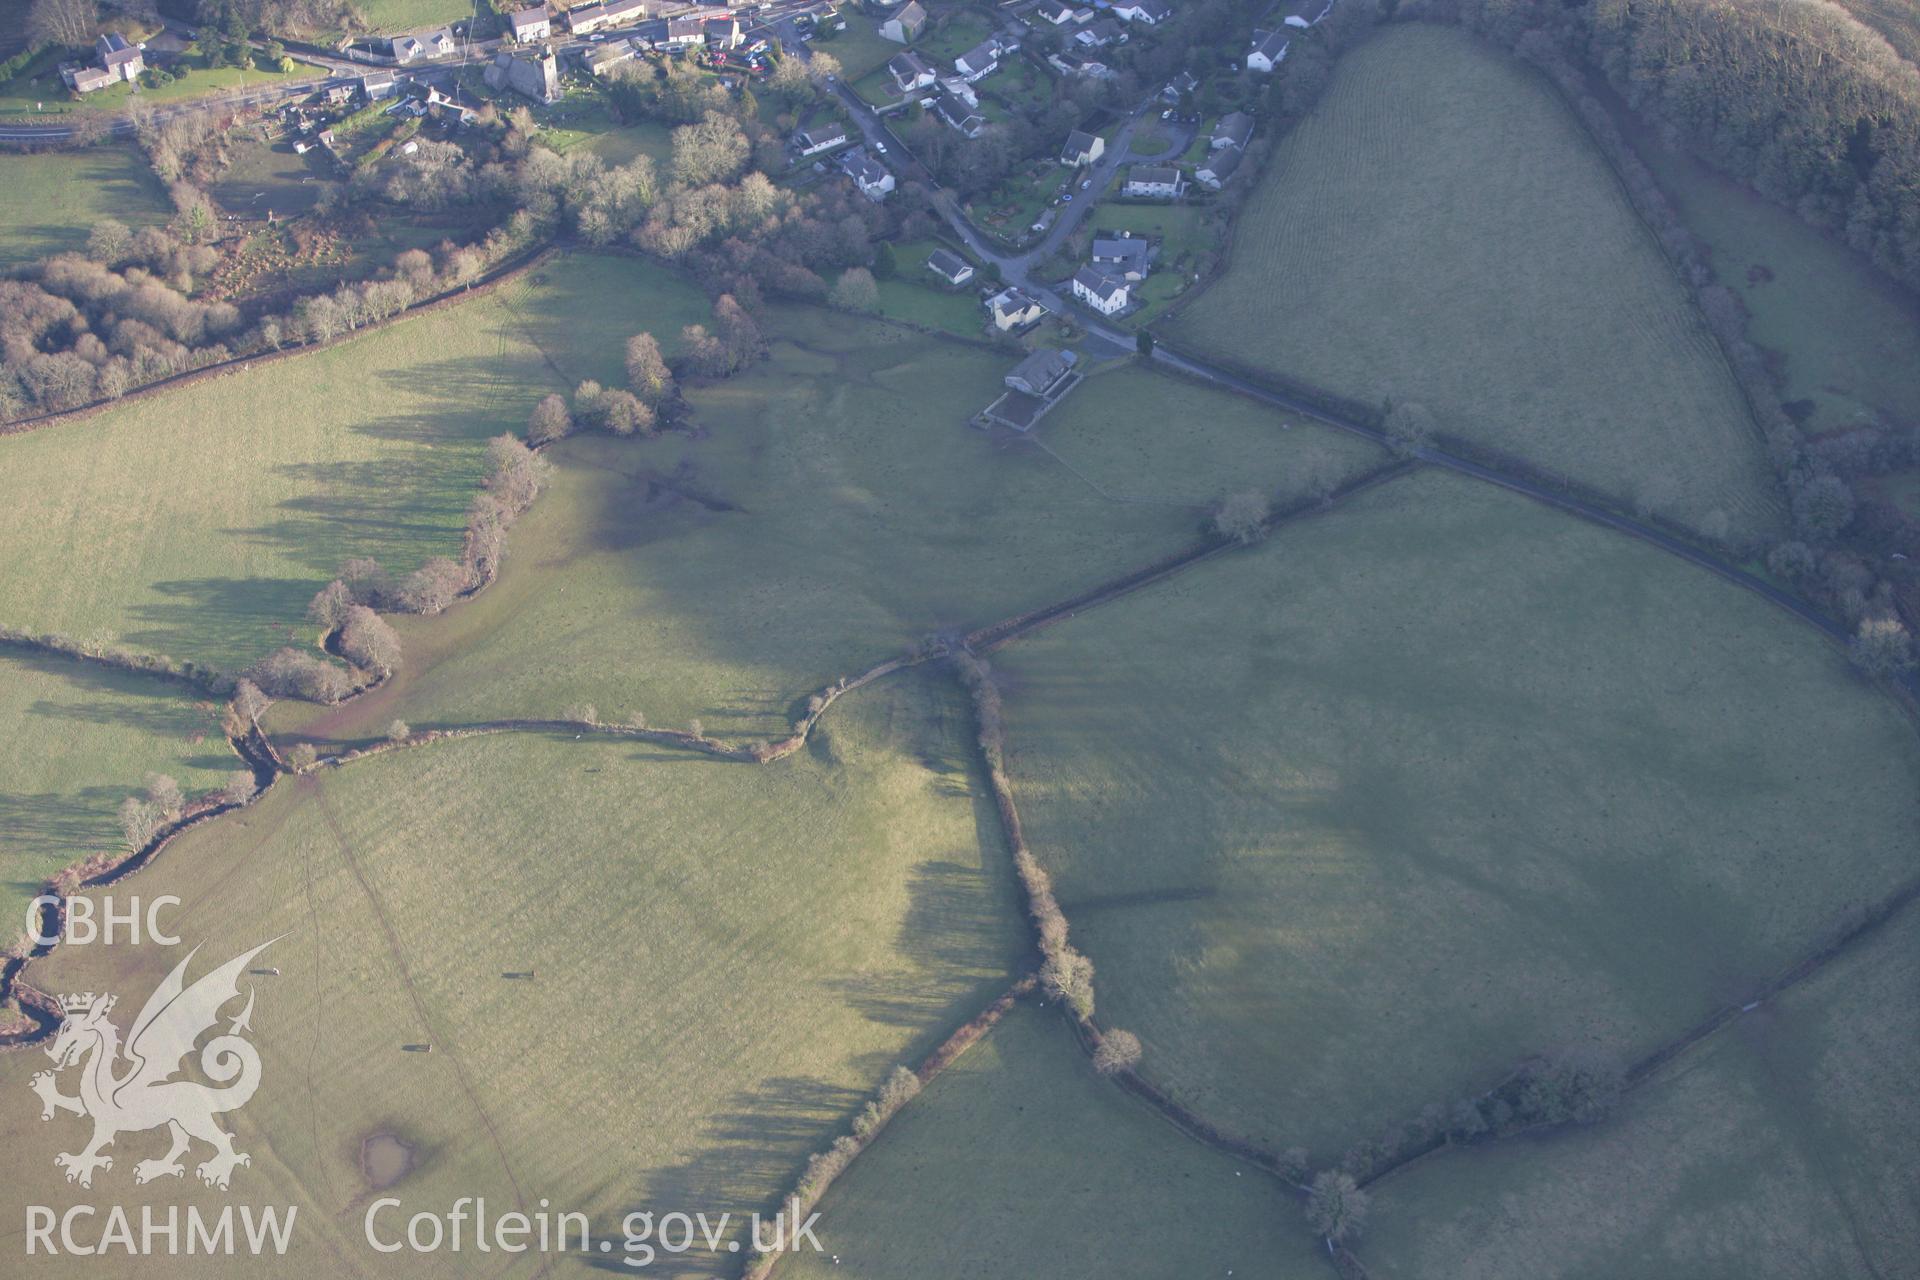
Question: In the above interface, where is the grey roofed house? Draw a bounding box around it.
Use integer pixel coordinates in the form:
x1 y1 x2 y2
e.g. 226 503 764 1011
935 85 985 137
792 110 849 155
65 64 115 93
925 248 975 285
1059 129 1103 165
583 40 639 74
1195 143 1244 187
1072 264 1128 306
96 32 143 73
664 16 706 43
1212 111 1253 149
358 68 400 99
954 38 1000 80
1123 164 1183 196
1005 347 1078 397
840 146 895 199
1035 0 1075 22
1091 235 1151 278
887 50 935 93
1077 17 1126 45
1247 27 1291 69
510 6 552 40
879 0 928 41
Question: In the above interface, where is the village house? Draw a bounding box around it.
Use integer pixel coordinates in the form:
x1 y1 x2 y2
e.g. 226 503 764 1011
974 347 1083 431
393 28 456 64
324 83 354 105
953 38 1001 82
1212 111 1253 150
887 50 936 95
1162 70 1198 101
484 46 561 103
358 69 401 101
986 286 1048 332
582 39 639 75
1006 348 1077 397
705 16 744 49
925 248 975 287
1075 18 1126 47
1247 28 1290 72
879 0 927 43
1112 0 1172 25
840 146 895 200
1194 144 1243 188
63 32 143 94
1072 265 1130 315
935 84 986 137
792 110 849 156
510 6 553 41
567 0 649 35
1122 164 1185 199
1049 50 1110 77
1034 0 1077 24
1091 234 1151 280
1059 129 1104 167
426 85 482 124
662 16 707 48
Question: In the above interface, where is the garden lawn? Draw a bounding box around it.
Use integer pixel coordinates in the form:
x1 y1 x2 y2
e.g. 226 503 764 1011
993 467 1920 1158
270 323 1384 747
0 253 711 674
783 1003 1326 1280
1171 24 1780 539
347 0 473 34
0 670 1027 1274
0 144 170 268
0 650 237 921
1362 906 1920 1278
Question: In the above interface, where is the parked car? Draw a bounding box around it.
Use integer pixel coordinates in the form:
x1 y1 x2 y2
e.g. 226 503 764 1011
1080 178 1092 190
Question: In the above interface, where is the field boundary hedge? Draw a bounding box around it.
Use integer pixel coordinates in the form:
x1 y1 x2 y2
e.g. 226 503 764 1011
0 244 559 439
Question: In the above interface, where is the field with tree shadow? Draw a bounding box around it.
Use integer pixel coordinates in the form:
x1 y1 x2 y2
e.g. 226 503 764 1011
0 671 1026 1274
1169 24 1779 539
991 468 1920 1158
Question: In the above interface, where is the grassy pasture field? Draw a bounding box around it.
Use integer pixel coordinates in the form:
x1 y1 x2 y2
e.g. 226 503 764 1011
1361 908 1920 1278
0 253 709 675
269 318 1385 747
1639 133 1920 436
992 467 1920 1157
348 0 473 35
0 650 236 920
0 144 171 268
782 1003 1325 1280
0 672 1027 1275
1170 24 1780 539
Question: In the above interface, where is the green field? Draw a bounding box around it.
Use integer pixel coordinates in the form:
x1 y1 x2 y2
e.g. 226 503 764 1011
0 59 319 117
1362 907 1920 1278
268 319 1384 747
993 468 1920 1157
0 253 710 674
783 1003 1325 1279
0 672 1026 1274
1641 133 1920 435
1171 24 1780 538
0 650 236 919
348 0 473 35
0 144 171 268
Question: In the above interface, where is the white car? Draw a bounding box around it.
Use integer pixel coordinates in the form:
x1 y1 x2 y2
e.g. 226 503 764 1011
875 141 887 154
1080 178 1091 190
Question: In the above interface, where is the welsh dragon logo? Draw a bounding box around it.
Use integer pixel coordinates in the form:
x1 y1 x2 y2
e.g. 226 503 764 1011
30 940 277 1191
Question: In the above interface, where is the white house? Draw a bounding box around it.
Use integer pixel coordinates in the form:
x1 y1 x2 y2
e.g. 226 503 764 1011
1247 29 1290 72
358 69 400 101
793 114 849 156
887 50 936 95
986 287 1048 331
1122 164 1185 199
1212 111 1253 150
1072 266 1129 315
935 85 986 137
567 0 648 35
1059 129 1105 167
840 146 895 200
926 248 975 286
1112 0 1172 25
879 0 927 43
953 38 1001 82
1034 0 1076 24
510 6 552 41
